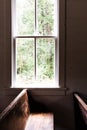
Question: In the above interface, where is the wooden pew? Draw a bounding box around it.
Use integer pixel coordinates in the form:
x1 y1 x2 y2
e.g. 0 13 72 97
0 89 54 130
74 94 87 125
74 93 87 130
0 89 30 130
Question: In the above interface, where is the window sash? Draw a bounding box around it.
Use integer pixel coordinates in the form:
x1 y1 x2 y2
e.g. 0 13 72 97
12 0 59 87
16 0 56 36
15 36 58 87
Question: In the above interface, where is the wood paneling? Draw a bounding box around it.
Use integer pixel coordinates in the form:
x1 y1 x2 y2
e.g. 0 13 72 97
66 0 87 94
0 0 11 88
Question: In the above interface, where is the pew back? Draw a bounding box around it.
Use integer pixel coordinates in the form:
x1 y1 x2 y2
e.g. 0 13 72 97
0 89 30 130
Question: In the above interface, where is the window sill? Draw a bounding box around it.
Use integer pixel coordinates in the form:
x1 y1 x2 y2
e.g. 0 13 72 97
11 86 68 96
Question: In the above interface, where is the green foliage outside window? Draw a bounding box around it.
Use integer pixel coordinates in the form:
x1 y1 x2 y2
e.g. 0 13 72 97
16 0 55 84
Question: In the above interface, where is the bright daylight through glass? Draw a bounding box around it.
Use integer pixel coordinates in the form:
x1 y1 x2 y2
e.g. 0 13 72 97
16 0 57 87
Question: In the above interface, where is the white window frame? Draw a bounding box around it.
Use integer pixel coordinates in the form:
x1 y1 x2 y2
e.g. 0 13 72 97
11 0 66 88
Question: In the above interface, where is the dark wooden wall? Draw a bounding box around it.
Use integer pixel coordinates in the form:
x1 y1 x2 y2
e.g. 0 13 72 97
0 0 11 88
0 89 21 113
66 0 87 94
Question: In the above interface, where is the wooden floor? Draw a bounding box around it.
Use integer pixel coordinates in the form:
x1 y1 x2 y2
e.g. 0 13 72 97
25 113 54 130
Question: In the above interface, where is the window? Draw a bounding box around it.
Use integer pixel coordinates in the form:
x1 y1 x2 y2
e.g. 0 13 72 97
12 0 59 88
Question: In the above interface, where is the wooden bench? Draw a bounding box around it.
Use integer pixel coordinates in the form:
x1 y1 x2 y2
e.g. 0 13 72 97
0 89 54 130
74 94 87 125
74 93 87 130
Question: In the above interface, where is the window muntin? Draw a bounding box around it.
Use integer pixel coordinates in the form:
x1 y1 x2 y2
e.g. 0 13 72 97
13 0 58 87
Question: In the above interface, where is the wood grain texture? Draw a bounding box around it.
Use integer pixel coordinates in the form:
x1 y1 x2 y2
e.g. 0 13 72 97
0 89 30 130
0 89 54 130
25 113 53 130
74 94 87 125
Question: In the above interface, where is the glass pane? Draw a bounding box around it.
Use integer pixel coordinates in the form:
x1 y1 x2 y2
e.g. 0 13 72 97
37 0 55 36
36 38 55 84
16 0 35 35
16 38 34 86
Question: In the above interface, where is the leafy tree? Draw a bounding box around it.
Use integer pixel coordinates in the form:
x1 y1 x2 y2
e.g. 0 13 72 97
16 0 55 84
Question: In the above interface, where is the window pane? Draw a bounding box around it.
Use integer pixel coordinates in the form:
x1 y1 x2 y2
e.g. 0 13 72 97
16 38 34 85
37 0 55 36
16 0 35 35
36 38 55 84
